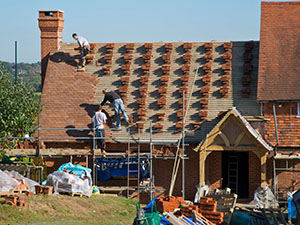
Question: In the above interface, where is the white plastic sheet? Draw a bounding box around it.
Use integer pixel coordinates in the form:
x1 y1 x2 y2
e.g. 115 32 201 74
194 185 210 203
250 185 279 208
4 170 39 193
0 170 20 192
46 171 92 197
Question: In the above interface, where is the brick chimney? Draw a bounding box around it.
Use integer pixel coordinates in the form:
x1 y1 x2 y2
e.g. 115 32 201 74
38 10 64 87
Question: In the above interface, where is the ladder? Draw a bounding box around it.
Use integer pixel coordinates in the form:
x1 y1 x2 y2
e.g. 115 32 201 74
126 126 141 201
227 153 239 194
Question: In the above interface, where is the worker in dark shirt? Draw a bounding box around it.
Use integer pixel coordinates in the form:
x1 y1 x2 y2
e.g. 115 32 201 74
101 89 129 128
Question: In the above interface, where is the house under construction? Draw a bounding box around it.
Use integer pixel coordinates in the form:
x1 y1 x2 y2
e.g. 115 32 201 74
9 1 300 202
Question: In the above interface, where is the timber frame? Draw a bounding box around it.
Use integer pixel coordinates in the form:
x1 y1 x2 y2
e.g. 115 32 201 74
194 107 273 188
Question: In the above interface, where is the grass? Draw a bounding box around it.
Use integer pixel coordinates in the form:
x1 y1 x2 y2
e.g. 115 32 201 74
0 194 137 225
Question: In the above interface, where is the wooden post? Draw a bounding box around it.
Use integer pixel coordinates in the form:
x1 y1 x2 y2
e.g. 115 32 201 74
260 151 267 186
199 151 207 187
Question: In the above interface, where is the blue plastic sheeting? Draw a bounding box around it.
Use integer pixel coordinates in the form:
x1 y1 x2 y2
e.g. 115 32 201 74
160 216 173 225
144 197 157 213
57 162 92 177
288 198 297 220
96 158 149 182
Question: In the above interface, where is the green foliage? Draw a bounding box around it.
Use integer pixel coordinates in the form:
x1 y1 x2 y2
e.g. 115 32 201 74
1 61 41 92
0 62 43 159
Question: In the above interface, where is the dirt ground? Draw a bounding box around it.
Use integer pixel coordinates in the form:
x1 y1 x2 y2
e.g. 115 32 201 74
0 194 136 225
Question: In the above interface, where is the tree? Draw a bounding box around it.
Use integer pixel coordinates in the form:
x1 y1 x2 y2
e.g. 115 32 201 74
0 62 43 159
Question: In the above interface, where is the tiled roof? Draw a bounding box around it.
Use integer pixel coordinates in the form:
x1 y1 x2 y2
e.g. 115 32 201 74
40 41 260 143
257 1 300 101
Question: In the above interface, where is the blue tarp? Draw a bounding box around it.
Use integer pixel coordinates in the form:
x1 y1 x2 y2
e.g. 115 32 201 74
288 198 297 220
57 162 92 177
96 158 149 182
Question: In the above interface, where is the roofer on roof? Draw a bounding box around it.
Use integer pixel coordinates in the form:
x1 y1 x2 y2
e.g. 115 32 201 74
92 106 107 154
101 89 129 129
72 33 90 72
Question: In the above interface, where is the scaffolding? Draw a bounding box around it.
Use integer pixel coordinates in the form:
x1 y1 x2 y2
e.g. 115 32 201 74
2 119 187 200
273 153 300 202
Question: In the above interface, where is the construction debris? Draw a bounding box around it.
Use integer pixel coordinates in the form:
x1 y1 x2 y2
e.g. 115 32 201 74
155 196 224 224
156 196 185 213
175 197 224 224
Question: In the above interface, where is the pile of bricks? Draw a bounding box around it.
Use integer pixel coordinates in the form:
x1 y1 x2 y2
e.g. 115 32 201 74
175 197 223 225
99 43 115 74
198 197 223 224
156 196 186 213
14 179 28 192
4 194 27 207
2 184 53 207
241 41 254 98
35 185 53 195
151 146 182 155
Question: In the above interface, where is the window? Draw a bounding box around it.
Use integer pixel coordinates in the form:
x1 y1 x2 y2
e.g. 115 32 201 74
297 102 300 118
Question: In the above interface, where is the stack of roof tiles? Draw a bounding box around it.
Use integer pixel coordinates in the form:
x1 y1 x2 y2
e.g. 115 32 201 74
40 41 261 143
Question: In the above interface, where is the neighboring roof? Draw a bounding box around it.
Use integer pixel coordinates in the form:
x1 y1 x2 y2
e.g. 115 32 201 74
194 107 273 152
40 41 261 143
257 1 300 101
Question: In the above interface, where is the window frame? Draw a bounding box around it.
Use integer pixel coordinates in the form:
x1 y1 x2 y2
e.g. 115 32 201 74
297 102 300 118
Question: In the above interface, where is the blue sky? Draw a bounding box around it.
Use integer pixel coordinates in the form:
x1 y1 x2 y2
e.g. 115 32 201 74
0 0 280 63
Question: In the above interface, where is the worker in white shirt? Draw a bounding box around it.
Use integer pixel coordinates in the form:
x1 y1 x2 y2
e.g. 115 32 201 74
92 106 107 154
72 33 90 71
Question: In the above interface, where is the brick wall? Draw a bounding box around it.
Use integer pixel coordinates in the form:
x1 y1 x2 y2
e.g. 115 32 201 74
248 151 261 199
205 152 222 190
153 146 199 200
264 102 300 147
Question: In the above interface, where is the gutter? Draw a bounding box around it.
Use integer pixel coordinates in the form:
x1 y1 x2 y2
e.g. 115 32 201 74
115 139 180 145
115 138 200 145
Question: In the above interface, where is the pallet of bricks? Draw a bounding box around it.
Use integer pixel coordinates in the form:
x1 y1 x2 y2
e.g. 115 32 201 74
156 196 223 224
175 197 223 224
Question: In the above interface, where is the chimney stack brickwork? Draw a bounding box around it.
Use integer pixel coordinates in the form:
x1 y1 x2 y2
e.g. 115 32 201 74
38 10 64 86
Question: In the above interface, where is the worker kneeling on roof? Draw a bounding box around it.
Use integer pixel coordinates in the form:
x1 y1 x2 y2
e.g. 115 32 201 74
72 33 90 71
101 89 129 129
